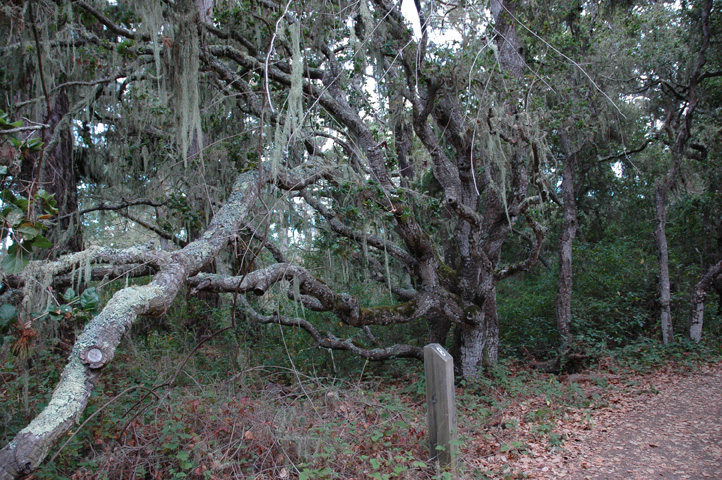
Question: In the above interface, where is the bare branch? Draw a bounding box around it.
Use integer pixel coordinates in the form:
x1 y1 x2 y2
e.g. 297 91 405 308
58 198 168 221
2 263 157 292
596 137 657 164
117 210 187 248
349 251 417 300
237 295 423 360
76 1 152 41
239 223 287 263
699 70 722 81
0 125 47 135
495 213 547 282
300 190 417 268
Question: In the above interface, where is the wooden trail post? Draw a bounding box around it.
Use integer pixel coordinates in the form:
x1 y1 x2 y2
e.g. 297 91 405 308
424 343 458 469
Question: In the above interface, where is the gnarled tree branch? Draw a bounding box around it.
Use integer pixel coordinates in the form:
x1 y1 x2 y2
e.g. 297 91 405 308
0 169 266 479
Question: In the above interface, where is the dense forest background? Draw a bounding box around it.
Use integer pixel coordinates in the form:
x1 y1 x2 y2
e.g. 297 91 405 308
0 0 720 478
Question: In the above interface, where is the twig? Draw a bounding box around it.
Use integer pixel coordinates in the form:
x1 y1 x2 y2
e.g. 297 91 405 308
499 2 623 117
119 326 234 434
48 385 161 465
0 125 47 135
264 0 296 113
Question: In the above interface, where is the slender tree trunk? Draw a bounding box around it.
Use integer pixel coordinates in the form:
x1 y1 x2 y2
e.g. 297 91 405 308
654 181 674 344
689 258 722 342
652 0 712 345
482 288 500 364
715 273 722 316
555 134 578 349
654 150 680 345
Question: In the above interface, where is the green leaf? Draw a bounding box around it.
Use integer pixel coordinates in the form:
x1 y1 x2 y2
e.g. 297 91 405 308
28 235 52 249
15 198 29 212
62 288 77 302
162 442 179 452
1 244 29 273
0 304 17 328
1 190 30 212
4 208 24 228
0 166 7 175
1 190 15 203
176 451 193 470
15 224 39 241
24 138 44 152
80 287 99 311
35 190 58 213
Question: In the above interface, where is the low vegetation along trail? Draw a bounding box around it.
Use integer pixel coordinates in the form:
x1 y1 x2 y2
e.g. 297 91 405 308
525 363 722 479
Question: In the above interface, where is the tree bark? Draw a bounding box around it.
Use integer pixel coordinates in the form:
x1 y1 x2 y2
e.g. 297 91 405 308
454 0 528 373
689 258 722 343
41 91 83 254
654 173 676 345
715 273 722 316
456 278 500 378
15 90 82 255
0 169 264 480
555 132 578 349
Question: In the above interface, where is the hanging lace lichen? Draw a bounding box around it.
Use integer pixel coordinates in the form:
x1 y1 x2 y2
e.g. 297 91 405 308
270 16 304 177
172 0 203 168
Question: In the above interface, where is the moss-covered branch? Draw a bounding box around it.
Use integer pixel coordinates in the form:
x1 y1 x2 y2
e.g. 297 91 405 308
0 169 265 479
237 296 423 361
188 264 420 327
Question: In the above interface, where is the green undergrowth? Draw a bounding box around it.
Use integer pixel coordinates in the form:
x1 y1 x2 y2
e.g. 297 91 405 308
611 336 722 373
1 299 721 479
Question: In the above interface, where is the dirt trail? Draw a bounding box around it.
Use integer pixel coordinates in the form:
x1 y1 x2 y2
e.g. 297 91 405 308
544 363 722 479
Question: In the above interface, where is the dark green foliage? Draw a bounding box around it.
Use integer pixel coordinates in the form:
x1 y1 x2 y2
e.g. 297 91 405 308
0 188 57 273
498 271 558 359
572 240 657 346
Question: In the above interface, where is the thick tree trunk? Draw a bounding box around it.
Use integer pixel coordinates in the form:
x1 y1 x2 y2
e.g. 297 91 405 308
555 135 578 349
42 91 83 254
428 314 451 345
689 258 722 342
0 170 263 480
456 0 527 377
458 285 499 377
16 91 82 255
